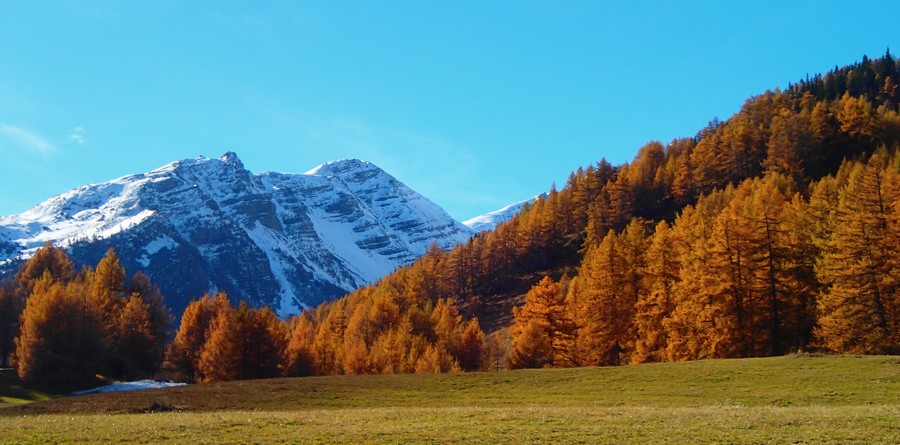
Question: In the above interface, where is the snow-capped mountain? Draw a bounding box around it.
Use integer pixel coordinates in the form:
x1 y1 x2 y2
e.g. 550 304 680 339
0 153 473 317
462 194 547 232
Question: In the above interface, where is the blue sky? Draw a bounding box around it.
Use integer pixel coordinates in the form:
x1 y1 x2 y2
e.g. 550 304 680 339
1 1 898 221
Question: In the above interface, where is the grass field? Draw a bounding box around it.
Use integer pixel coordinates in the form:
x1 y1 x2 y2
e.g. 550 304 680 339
1 355 898 443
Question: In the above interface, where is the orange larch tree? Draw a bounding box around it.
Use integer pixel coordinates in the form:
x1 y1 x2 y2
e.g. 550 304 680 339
633 220 681 363
285 313 317 377
509 276 571 368
198 304 238 382
457 318 487 372
571 229 635 366
15 274 103 390
166 292 231 382
816 153 900 353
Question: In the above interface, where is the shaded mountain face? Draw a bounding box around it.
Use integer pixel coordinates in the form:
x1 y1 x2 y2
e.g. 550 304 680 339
0 153 473 317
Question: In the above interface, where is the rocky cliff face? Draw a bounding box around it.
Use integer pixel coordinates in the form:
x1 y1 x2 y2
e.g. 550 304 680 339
0 153 473 317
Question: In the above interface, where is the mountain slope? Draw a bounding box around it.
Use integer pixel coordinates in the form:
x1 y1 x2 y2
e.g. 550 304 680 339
462 194 547 232
0 153 472 316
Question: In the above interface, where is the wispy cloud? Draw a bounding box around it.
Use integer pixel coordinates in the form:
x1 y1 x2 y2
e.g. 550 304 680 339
70 126 86 145
0 124 54 155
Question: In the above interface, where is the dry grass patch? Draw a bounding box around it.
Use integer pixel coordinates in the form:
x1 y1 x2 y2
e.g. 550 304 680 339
1 406 898 444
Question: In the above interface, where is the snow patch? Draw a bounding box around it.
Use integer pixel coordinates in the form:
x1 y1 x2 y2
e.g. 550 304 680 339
304 158 372 176
72 380 187 395
242 222 306 317
137 235 178 267
307 205 397 284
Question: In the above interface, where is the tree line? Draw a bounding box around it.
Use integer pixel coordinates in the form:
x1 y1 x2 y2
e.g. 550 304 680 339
164 286 490 382
0 246 171 389
1 244 491 387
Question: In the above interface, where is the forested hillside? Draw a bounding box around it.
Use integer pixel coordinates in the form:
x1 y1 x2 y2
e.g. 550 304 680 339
286 51 900 374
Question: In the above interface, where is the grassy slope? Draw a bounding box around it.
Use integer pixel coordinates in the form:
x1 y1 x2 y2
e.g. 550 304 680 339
1 355 898 444
0 369 52 408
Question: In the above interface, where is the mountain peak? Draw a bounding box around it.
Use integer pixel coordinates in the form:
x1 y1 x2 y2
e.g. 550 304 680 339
218 151 245 169
147 151 245 176
219 151 241 164
305 159 379 177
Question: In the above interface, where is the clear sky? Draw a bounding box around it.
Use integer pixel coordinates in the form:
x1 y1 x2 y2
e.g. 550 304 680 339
1 1 898 221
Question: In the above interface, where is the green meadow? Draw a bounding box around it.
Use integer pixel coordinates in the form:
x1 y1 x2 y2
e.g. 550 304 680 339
2 355 898 444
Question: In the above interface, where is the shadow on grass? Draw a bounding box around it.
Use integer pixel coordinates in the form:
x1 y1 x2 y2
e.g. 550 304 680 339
0 368 54 407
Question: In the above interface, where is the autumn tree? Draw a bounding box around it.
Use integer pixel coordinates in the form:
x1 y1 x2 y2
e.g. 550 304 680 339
619 219 649 319
509 319 553 369
198 305 238 382
457 318 487 371
343 299 375 374
838 93 878 146
313 304 347 375
486 329 511 371
744 176 813 354
509 276 571 368
166 292 231 383
415 343 460 373
665 190 733 361
194 299 292 382
83 248 165 379
633 221 680 363
196 301 290 381
8 242 75 372
431 298 463 359
764 109 814 185
14 242 75 296
779 193 822 351
285 313 317 377
571 229 637 366
816 153 900 353
668 176 803 358
125 272 173 372
368 316 423 374
109 293 156 379
241 304 288 379
664 138 697 205
15 274 103 389
90 248 127 329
